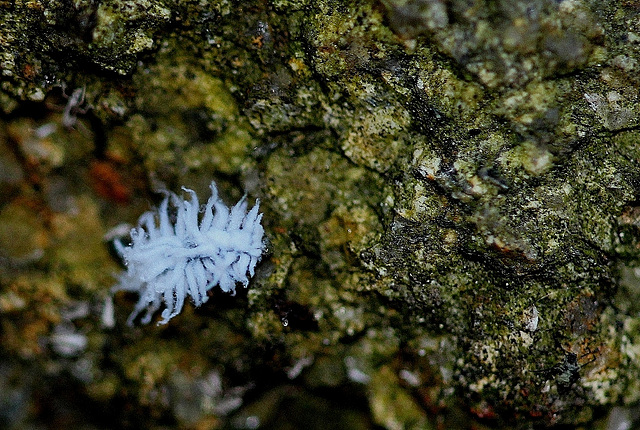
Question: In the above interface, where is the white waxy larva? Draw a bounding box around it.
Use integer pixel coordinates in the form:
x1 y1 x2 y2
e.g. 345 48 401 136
113 181 265 326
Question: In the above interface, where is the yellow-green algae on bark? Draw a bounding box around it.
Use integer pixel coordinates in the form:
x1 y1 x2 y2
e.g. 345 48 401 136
1 0 640 428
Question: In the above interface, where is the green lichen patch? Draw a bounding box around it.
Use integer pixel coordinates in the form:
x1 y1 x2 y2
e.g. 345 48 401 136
116 44 257 185
382 0 604 88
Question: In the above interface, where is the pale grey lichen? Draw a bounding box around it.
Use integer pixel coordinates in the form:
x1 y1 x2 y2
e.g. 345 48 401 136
113 181 264 325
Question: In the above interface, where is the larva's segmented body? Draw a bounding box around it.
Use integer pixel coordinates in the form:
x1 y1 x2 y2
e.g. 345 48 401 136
114 182 264 325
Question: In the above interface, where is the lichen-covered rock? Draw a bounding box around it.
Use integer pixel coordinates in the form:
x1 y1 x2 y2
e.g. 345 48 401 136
1 0 640 429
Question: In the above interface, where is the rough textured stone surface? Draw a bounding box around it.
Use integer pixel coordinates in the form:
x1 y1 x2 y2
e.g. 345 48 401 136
1 0 640 429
